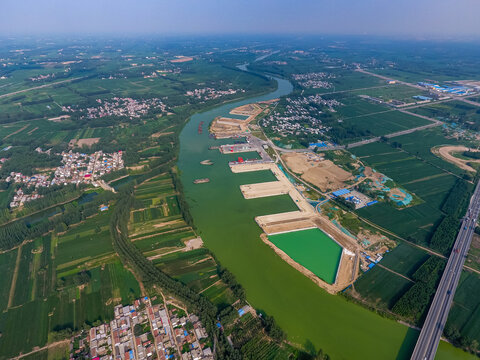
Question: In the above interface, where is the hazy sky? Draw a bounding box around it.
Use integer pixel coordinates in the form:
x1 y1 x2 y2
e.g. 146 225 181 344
1 0 480 37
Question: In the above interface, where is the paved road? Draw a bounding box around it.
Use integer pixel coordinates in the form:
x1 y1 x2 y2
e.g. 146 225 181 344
410 180 480 360
0 77 84 99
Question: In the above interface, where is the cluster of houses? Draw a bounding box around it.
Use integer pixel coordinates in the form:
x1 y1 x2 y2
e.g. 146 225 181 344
261 94 342 137
62 97 167 120
54 150 124 184
292 72 336 89
9 188 43 208
185 87 244 101
6 150 124 208
71 297 213 360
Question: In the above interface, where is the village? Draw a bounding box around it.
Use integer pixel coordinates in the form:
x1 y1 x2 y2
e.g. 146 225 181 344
61 97 167 120
185 87 244 101
291 71 336 89
260 94 342 137
70 296 214 360
6 150 123 208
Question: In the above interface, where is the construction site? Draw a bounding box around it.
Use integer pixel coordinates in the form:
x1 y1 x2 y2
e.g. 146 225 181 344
229 158 360 294
209 102 270 139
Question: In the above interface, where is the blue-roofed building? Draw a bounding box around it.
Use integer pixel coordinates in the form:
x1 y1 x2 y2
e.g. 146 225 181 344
332 188 350 197
309 142 328 148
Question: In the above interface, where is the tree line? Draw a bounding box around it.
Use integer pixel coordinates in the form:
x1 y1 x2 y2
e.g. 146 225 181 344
392 257 446 324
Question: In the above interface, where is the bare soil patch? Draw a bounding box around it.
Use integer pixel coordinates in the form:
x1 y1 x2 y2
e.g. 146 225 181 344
170 56 193 63
76 137 100 148
151 131 174 138
283 152 353 192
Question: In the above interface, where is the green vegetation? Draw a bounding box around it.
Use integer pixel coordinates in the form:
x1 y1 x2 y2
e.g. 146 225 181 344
463 151 480 160
412 101 480 131
352 266 413 309
0 249 17 312
0 189 115 251
429 216 460 254
0 228 140 358
392 257 446 323
353 132 464 245
380 243 430 278
446 272 480 352
442 179 473 219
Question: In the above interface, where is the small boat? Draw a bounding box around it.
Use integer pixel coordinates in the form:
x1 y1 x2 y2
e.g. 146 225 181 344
193 178 210 184
198 121 204 134
200 160 213 165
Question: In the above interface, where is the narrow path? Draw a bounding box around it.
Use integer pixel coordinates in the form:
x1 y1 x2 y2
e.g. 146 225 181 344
7 244 22 308
10 339 70 360
198 279 221 294
377 263 415 283
147 247 183 261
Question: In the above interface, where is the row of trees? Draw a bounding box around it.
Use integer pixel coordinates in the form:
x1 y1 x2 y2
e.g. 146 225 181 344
392 257 446 324
442 179 473 218
463 151 480 160
429 216 460 254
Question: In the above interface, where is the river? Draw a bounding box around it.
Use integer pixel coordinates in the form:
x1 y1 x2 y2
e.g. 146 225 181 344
177 66 474 359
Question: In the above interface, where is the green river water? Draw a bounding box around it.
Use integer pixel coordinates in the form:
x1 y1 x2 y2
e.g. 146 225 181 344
177 68 474 359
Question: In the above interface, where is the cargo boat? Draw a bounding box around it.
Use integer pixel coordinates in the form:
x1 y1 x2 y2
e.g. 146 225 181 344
193 178 210 184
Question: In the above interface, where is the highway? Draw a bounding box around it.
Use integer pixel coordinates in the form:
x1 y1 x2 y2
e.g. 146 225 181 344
411 180 480 360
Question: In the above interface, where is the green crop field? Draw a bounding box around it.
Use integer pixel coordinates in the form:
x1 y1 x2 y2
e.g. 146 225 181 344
411 101 480 126
380 243 429 278
154 248 221 291
351 84 426 103
0 299 50 358
343 110 430 138
446 271 480 344
268 228 342 284
11 241 37 306
351 266 413 309
55 211 114 266
134 228 195 252
0 209 140 358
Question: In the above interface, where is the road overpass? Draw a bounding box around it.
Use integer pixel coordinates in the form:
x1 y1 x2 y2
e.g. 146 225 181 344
410 180 480 360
